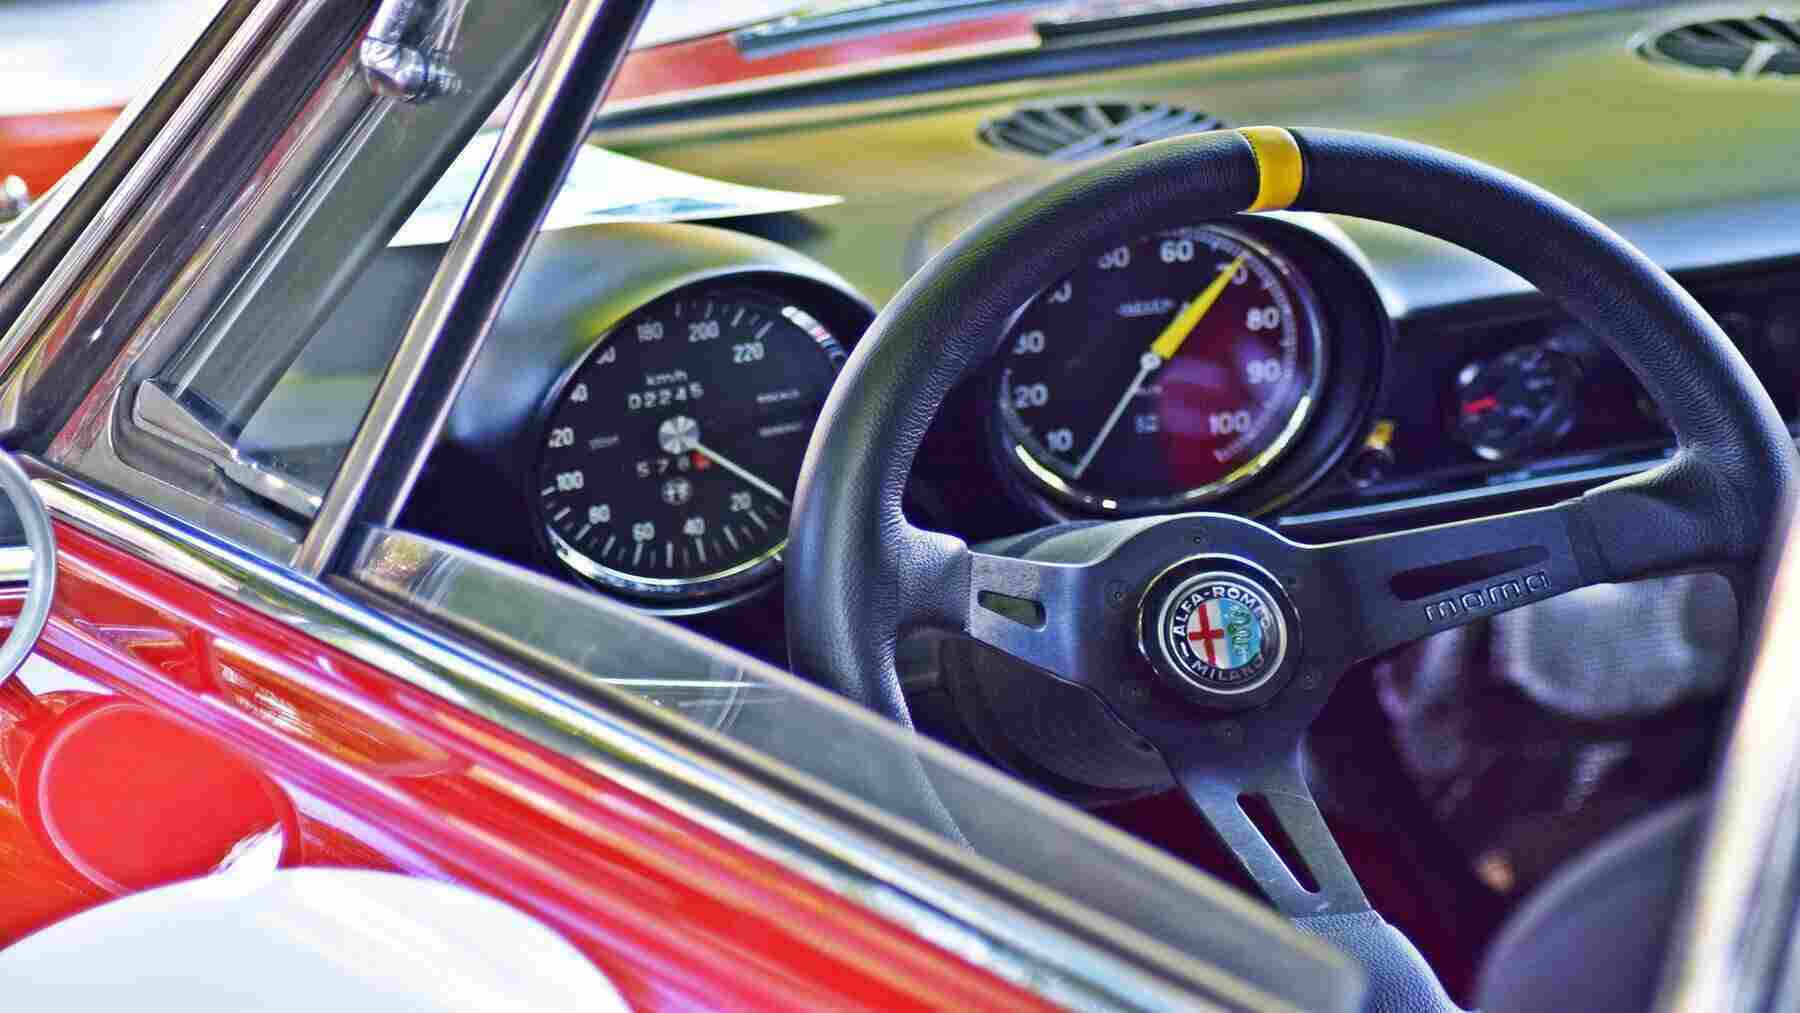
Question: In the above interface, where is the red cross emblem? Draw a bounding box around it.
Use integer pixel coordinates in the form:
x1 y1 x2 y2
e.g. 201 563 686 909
1187 602 1227 666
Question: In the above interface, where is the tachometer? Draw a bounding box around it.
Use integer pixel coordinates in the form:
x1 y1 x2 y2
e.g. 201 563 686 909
998 225 1325 513
535 288 846 601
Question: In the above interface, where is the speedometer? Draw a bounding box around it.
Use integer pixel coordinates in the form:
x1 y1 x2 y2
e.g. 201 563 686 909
998 225 1325 513
535 287 846 601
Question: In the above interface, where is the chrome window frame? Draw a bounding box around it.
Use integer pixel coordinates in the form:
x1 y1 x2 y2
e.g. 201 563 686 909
0 0 254 386
1 0 375 558
4 0 561 561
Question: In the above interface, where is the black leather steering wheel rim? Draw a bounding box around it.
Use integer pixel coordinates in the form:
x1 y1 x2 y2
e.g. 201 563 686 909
789 126 1793 717
786 127 1798 1011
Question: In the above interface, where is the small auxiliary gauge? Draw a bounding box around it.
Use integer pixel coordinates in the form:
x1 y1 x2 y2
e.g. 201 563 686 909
1453 344 1582 460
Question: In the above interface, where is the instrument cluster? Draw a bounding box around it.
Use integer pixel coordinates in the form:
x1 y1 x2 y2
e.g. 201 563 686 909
482 217 1392 617
422 211 1617 629
448 216 1800 626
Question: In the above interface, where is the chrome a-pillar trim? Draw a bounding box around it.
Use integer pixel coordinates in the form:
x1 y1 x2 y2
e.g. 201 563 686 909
293 0 654 576
0 0 275 438
31 463 1357 1013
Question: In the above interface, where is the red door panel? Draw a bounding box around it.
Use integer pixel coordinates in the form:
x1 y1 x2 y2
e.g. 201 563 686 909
0 522 1053 1011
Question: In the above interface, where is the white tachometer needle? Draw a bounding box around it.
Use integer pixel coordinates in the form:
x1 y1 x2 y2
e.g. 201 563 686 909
1069 255 1246 479
1072 351 1161 479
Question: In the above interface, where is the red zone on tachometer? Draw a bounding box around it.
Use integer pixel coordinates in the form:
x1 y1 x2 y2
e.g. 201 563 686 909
999 225 1325 513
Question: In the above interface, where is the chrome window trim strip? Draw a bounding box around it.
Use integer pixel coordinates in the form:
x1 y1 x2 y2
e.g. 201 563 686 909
30 463 1337 1013
293 0 655 576
1656 510 1800 1011
0 0 296 437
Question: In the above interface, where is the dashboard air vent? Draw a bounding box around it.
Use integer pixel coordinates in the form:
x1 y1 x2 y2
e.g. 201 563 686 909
978 100 1226 161
1638 14 1800 77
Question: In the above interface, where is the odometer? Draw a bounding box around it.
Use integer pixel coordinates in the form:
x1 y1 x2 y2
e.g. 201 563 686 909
536 288 845 601
998 225 1325 513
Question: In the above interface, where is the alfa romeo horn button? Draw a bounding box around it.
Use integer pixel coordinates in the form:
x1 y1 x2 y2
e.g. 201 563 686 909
1153 573 1287 696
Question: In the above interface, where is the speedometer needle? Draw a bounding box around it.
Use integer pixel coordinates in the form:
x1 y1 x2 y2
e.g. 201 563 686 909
658 413 790 505
694 441 790 506
1069 256 1245 479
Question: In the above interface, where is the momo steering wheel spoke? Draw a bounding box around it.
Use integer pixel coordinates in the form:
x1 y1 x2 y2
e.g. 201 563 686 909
1298 455 1751 669
1156 735 1368 918
959 547 1111 690
1298 499 1606 667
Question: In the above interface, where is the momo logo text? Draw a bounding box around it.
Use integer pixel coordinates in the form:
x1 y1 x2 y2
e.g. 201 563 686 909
1423 571 1552 623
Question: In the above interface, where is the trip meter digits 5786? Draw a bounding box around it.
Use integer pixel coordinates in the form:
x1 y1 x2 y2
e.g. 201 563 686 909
536 288 846 602
998 225 1325 513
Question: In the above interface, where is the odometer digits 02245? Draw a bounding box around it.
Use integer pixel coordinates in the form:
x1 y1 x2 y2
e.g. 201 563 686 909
536 288 845 601
998 225 1325 513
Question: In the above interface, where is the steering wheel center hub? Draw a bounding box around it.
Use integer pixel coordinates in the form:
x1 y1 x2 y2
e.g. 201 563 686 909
1138 557 1297 708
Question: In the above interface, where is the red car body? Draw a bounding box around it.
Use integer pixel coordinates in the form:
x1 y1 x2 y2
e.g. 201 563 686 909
0 513 1053 1009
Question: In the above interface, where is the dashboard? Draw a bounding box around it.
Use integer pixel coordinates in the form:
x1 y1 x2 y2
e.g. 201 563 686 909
401 215 1394 630
364 1 1800 664
390 211 1796 673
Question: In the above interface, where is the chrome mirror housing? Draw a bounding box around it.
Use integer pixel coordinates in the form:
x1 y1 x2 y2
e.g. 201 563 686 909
0 176 28 226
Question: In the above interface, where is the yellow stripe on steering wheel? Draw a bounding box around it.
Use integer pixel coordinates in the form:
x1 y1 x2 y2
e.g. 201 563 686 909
1239 126 1304 213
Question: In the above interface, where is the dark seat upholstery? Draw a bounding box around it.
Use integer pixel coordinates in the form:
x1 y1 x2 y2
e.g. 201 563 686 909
1476 797 1703 1013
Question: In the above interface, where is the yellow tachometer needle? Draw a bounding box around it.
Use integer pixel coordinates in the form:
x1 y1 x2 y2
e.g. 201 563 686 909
1148 255 1245 362
1068 255 1246 478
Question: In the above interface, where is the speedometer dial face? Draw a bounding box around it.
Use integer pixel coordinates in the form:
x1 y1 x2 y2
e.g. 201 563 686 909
998 225 1325 513
536 288 845 601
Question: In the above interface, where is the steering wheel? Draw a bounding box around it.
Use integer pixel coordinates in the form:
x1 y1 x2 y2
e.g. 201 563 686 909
785 128 1797 1010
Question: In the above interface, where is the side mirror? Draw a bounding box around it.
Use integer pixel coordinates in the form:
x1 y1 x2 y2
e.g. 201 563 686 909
0 175 28 225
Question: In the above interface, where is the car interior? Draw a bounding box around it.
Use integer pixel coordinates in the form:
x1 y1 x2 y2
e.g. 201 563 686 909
11 0 1800 1008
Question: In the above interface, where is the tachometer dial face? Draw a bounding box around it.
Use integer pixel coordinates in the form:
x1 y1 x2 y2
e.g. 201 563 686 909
998 226 1325 513
535 289 845 600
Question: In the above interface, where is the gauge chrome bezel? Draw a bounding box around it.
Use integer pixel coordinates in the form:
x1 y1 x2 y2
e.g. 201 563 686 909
529 273 855 609
996 224 1329 516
